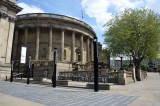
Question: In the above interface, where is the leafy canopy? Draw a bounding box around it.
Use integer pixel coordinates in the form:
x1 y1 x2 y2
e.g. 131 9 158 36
103 7 160 62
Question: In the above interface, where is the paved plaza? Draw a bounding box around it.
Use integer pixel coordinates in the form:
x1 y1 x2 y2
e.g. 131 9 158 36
0 72 160 106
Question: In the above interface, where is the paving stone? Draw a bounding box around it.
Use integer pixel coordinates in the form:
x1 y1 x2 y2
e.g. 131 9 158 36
0 81 137 106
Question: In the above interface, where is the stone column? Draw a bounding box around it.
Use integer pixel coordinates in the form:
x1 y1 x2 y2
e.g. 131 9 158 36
90 38 94 61
35 27 40 60
24 26 28 45
71 31 75 62
87 37 90 62
5 22 15 63
60 29 65 61
80 34 83 63
13 28 19 59
48 27 52 60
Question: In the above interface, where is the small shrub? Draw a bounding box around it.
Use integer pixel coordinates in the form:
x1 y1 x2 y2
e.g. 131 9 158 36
123 63 129 70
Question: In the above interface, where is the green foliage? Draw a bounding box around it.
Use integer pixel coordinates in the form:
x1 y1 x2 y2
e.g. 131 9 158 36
101 49 110 58
103 7 160 63
123 63 129 70
140 64 147 70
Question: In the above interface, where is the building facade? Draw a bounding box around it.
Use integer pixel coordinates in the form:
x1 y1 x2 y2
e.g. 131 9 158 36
13 13 96 64
0 0 22 79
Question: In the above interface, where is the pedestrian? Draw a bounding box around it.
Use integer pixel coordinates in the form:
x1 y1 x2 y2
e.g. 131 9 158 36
158 68 160 75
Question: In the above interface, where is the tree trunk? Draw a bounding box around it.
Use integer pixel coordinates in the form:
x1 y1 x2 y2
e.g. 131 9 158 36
135 63 141 81
133 58 141 81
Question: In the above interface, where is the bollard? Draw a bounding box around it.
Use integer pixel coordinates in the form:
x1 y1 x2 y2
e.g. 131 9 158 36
27 56 31 85
52 48 57 87
6 76 7 81
32 64 34 78
10 60 14 82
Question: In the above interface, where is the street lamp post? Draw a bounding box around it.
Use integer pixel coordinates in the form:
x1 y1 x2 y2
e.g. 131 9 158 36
120 54 123 70
52 48 57 87
94 37 98 92
129 53 133 66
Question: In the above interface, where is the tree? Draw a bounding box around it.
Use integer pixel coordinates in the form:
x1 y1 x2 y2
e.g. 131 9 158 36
100 48 110 68
103 7 160 81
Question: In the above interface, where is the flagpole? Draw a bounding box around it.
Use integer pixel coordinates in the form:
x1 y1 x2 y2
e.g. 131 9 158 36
81 6 83 19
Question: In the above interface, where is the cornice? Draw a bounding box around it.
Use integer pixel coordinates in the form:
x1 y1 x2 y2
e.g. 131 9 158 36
0 0 22 13
17 13 96 37
0 11 16 23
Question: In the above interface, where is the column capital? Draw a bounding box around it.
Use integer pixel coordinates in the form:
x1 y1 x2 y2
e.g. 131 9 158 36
61 28 65 32
85 36 91 39
36 24 41 28
0 12 8 19
8 16 16 23
72 30 75 34
25 26 29 29
15 27 19 31
90 37 94 40
48 25 53 29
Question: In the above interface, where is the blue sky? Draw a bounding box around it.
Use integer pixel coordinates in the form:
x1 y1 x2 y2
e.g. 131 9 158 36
17 0 160 47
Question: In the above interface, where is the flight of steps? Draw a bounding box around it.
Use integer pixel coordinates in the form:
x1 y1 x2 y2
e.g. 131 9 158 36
0 63 11 80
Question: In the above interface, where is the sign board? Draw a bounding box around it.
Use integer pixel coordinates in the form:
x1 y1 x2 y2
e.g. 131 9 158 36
20 46 27 63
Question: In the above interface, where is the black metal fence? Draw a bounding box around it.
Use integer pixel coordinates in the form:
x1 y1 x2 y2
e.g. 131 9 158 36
58 71 119 83
12 60 53 79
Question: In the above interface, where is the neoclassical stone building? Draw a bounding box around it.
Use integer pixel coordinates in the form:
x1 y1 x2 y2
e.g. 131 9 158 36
13 13 96 64
0 0 22 79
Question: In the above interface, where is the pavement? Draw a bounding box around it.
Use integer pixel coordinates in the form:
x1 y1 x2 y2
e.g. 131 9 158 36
0 72 159 106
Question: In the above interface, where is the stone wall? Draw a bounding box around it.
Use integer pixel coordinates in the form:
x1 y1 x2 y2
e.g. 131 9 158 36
0 0 22 80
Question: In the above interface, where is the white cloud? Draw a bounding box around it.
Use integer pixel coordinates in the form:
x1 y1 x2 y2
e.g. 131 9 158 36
17 3 44 15
81 0 143 31
145 0 160 13
102 44 108 49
